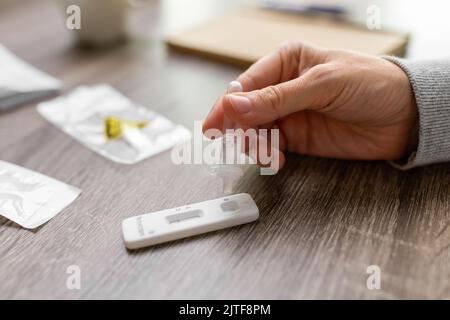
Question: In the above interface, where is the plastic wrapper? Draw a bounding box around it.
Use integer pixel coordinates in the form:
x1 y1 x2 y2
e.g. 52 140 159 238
0 44 62 110
37 85 191 164
0 161 81 229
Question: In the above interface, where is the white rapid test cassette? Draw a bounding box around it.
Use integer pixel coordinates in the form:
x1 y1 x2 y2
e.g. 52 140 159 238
122 193 259 249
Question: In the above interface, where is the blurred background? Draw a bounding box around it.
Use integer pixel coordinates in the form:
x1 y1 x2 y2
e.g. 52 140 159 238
2 0 450 59
2 0 449 130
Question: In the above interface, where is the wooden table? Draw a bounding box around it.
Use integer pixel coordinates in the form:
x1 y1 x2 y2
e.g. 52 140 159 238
0 0 449 299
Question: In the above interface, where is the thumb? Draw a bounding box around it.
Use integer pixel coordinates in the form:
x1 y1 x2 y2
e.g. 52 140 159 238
223 66 329 126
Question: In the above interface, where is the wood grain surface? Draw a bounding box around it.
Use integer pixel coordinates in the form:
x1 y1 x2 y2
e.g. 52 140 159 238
0 0 449 299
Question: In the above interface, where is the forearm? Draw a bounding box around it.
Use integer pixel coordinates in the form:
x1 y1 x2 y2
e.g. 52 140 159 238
384 57 450 169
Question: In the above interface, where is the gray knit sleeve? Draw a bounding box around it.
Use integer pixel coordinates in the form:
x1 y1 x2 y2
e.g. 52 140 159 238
384 57 450 169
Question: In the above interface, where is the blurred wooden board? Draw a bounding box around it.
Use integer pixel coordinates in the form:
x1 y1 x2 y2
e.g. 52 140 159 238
166 8 409 67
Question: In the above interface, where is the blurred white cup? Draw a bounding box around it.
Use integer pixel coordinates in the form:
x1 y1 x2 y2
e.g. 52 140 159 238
61 0 129 47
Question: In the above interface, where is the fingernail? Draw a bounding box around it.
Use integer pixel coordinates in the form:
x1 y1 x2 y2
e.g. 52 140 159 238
227 81 243 94
228 94 252 114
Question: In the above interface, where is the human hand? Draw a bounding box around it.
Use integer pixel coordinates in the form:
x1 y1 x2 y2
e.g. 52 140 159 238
203 42 418 169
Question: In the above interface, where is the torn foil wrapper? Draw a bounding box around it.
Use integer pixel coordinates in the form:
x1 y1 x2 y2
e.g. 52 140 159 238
0 44 62 111
0 161 81 229
37 85 191 164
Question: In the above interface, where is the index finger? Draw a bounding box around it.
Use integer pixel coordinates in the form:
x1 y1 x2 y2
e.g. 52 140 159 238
236 42 325 92
203 42 325 133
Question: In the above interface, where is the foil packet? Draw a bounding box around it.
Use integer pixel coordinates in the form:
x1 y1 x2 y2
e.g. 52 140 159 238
0 160 81 229
0 44 62 111
37 85 191 164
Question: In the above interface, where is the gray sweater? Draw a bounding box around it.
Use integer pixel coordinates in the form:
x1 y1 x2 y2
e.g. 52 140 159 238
385 57 450 169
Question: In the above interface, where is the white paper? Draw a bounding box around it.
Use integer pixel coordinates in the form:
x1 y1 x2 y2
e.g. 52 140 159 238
0 44 62 110
0 161 81 229
37 85 192 164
